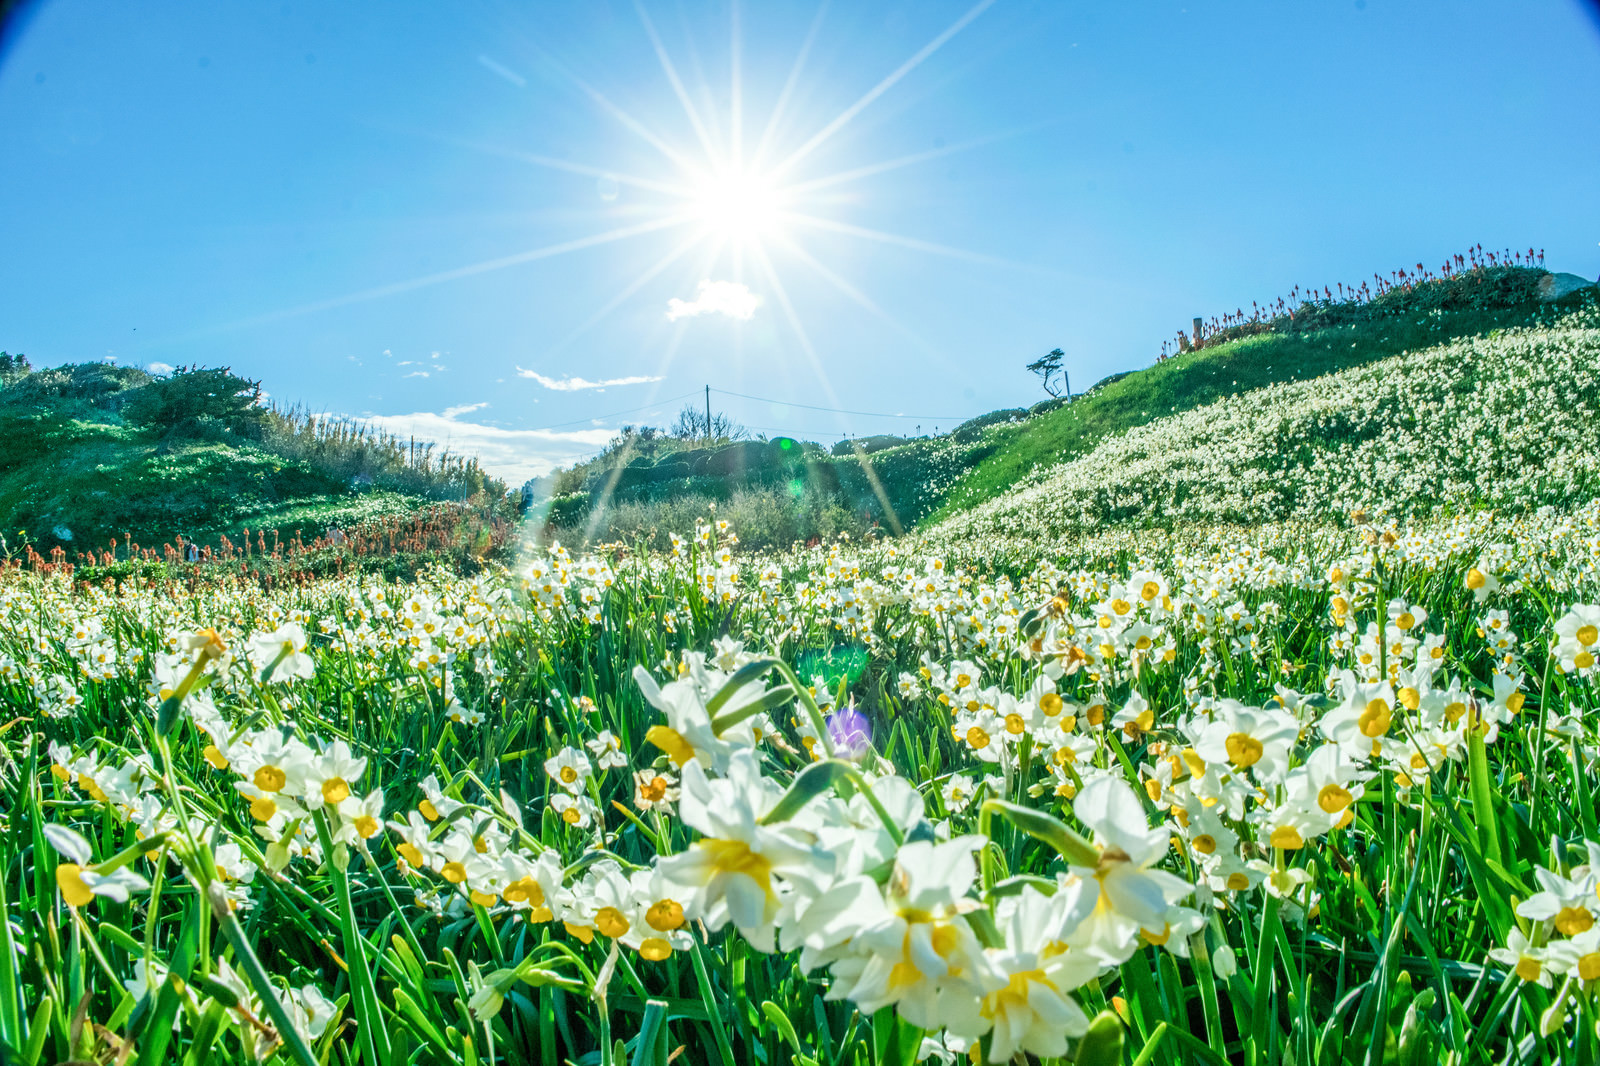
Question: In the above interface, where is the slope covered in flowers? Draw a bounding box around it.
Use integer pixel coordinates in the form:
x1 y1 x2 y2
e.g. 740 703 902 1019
7 498 1600 1064
930 311 1600 551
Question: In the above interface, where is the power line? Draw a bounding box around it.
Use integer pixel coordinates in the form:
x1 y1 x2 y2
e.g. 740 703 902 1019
708 386 967 421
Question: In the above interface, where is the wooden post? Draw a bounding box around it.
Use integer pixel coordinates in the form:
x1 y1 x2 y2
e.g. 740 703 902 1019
1192 317 1204 350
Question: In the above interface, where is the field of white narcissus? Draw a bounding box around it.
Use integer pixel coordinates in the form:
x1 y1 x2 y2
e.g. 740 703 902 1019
6 502 1600 1065
935 311 1600 550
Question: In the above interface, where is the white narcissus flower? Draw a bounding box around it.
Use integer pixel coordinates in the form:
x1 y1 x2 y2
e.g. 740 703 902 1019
586 730 630 770
44 824 149 907
1517 865 1600 937
963 883 1097 1063
656 750 831 952
247 622 315 681
832 837 993 1034
1195 701 1299 781
1065 776 1193 966
298 741 368 811
543 747 593 794
1490 928 1575 988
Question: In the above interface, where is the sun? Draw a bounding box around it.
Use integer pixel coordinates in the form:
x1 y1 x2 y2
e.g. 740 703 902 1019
689 168 784 241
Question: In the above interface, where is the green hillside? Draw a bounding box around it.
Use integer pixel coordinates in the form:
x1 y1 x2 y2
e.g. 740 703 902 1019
927 304 1600 559
539 261 1587 547
0 359 506 556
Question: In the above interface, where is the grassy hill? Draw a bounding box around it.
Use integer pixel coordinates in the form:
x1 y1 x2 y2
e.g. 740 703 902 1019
926 304 1600 558
538 261 1588 548
0 360 507 559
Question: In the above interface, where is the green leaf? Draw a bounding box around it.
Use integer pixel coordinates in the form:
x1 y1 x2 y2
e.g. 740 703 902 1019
760 760 854 825
705 658 782 715
981 798 1099 866
1075 1009 1126 1066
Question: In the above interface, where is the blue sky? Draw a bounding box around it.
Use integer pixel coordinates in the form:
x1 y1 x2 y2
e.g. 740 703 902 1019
3 0 1598 484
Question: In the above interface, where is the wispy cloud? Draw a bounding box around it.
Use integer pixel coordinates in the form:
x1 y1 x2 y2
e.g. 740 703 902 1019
666 279 761 322
477 55 527 88
362 406 614 485
403 370 431 379
516 368 663 391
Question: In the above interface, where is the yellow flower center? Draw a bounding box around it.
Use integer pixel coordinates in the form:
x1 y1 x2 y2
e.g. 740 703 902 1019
322 778 351 806
982 969 1053 1020
639 937 673 961
1192 834 1216 855
1225 733 1264 768
698 839 774 895
1358 699 1392 738
254 765 287 793
248 796 278 822
1515 956 1542 983
561 807 582 825
1581 953 1600 982
1398 687 1420 711
419 799 440 821
56 864 96 907
441 862 467 884
1465 568 1486 590
503 878 545 907
1317 783 1353 813
647 898 686 931
397 843 424 867
645 725 696 767
203 745 229 770
1269 825 1305 850
1039 693 1063 716
1004 714 1026 736
559 767 577 784
966 726 990 750
355 815 380 839
1556 907 1595 936
1226 872 1251 891
1578 624 1598 648
596 907 631 938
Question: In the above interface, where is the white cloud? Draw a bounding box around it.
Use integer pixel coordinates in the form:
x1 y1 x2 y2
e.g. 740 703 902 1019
477 54 527 88
403 370 431 379
666 279 761 322
362 407 614 485
147 361 173 375
516 368 663 391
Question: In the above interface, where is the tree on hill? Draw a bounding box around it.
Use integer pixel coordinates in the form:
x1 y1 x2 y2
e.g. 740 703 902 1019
670 402 746 441
1027 348 1068 398
0 353 30 387
123 365 268 440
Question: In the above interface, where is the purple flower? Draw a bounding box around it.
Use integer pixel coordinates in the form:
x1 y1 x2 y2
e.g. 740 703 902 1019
826 706 872 760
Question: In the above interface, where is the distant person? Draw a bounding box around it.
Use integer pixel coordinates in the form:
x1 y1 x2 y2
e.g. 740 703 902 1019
328 527 348 547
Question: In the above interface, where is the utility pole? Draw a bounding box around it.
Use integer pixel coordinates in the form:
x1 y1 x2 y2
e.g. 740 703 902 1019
705 385 712 441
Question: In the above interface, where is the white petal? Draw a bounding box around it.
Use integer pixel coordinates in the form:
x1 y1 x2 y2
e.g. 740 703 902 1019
43 824 92 866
